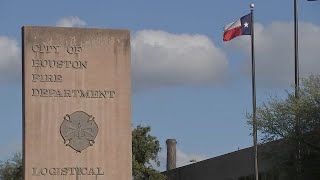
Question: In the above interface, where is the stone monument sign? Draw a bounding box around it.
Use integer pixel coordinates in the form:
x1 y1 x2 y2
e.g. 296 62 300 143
22 26 131 180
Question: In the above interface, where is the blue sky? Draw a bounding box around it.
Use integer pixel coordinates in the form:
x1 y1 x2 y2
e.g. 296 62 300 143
0 0 319 169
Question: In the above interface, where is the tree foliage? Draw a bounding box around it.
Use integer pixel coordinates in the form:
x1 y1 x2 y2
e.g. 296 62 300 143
0 152 22 180
247 75 320 179
132 125 166 180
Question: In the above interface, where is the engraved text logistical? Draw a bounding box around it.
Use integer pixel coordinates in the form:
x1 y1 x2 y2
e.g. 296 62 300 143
32 167 104 176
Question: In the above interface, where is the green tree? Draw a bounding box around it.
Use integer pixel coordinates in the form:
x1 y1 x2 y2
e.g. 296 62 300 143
132 125 166 180
0 152 22 180
247 75 320 179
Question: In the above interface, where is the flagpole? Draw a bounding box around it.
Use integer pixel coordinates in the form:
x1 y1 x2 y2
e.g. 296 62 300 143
294 0 299 94
250 3 259 180
294 0 302 179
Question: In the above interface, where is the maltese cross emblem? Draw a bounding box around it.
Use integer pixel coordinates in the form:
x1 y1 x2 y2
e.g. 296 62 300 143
60 111 98 152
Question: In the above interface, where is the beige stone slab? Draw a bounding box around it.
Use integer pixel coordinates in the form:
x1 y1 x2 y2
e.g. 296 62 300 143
22 26 131 180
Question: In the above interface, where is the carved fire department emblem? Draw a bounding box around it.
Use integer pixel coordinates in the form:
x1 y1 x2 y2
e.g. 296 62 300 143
60 111 98 152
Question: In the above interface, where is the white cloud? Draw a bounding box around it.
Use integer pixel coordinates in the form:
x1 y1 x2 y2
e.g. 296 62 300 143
0 30 229 87
0 36 20 82
56 16 86 27
2 21 319 89
132 30 229 90
227 22 320 87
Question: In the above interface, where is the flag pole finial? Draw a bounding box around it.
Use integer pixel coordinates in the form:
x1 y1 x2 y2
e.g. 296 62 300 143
250 3 255 9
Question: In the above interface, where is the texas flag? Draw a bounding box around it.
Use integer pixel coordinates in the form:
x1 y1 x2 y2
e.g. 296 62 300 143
223 13 252 41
